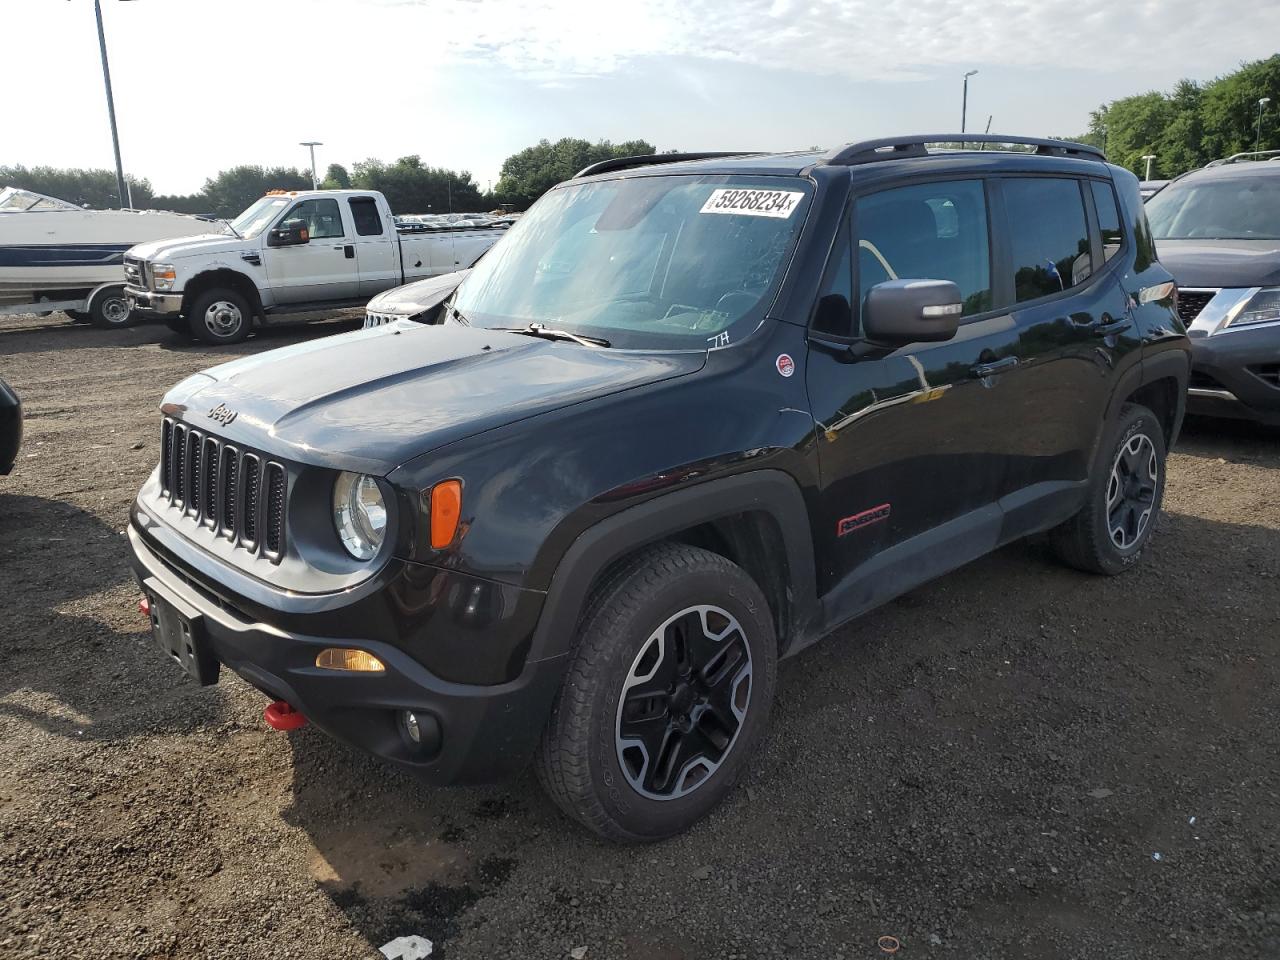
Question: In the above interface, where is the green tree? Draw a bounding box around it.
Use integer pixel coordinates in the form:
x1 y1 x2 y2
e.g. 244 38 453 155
199 165 311 218
494 137 657 209
321 163 351 189
350 155 486 214
0 165 154 209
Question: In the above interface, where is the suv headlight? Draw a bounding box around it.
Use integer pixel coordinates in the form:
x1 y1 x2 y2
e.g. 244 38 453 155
333 472 387 560
152 263 177 291
1225 287 1280 328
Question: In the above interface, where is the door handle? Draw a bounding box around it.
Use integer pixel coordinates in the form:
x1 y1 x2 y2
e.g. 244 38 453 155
971 356 1019 378
333 244 355 258
1089 316 1132 336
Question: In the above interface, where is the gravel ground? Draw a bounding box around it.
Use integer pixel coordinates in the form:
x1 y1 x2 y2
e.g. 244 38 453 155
1 311 1278 960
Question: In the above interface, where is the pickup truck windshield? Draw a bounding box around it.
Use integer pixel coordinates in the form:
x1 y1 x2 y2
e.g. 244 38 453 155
1146 175 1280 240
229 196 291 239
452 175 813 350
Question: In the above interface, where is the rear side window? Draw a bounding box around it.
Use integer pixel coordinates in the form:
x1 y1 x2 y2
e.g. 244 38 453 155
1090 180 1123 262
349 197 383 236
1003 178 1092 302
856 180 992 317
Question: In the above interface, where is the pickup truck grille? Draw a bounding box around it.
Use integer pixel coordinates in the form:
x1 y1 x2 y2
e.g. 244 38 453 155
123 256 147 288
1177 289 1218 327
159 417 287 560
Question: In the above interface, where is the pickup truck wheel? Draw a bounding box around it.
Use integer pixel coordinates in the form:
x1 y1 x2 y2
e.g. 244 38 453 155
535 543 777 842
87 287 137 329
188 289 251 345
1050 403 1166 575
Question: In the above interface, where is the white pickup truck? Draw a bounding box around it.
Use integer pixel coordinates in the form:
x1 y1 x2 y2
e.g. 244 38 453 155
124 189 507 343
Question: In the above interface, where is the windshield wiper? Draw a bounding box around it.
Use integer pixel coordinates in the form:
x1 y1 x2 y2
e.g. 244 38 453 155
493 322 611 348
221 219 242 239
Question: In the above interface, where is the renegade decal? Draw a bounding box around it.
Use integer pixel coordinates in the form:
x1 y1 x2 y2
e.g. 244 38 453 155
700 188 804 219
837 503 891 536
776 354 795 377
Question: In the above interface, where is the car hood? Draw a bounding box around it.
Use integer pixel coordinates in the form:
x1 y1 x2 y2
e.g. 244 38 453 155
127 232 242 261
1156 238 1280 288
162 322 706 475
366 270 469 315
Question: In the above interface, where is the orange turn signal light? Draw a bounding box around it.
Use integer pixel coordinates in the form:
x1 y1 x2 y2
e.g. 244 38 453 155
315 648 386 672
430 479 463 549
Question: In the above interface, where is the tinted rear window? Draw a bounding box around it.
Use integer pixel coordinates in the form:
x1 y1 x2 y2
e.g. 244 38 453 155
1004 178 1092 303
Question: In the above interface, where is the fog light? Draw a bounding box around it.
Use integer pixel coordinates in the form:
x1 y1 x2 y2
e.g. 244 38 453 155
315 647 386 672
398 709 441 755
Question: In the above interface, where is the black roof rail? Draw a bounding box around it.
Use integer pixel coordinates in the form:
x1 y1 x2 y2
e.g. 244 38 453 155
822 134 1106 167
574 152 762 179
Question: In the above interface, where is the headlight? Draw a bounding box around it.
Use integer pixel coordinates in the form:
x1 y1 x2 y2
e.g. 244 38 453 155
332 472 387 560
152 263 177 290
1225 287 1280 328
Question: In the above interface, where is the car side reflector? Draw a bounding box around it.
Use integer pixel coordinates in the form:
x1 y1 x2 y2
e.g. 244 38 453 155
430 479 462 549
315 648 386 672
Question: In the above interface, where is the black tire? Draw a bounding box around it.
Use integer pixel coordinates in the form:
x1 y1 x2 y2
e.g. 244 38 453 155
1050 402 1167 575
64 309 89 323
87 286 137 329
535 543 777 842
187 288 251 345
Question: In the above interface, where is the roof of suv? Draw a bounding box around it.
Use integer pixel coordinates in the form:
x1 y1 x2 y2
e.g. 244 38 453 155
1173 160 1280 185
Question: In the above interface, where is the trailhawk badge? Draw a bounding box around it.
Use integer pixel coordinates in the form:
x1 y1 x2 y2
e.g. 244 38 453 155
207 403 238 426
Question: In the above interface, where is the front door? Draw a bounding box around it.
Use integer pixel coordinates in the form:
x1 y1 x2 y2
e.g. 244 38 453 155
263 197 359 303
806 178 1024 608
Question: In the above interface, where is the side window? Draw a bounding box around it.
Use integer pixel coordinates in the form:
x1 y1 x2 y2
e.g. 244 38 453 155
1090 180 1124 262
812 218 853 337
280 198 345 240
1003 178 1092 302
349 197 383 237
856 180 992 318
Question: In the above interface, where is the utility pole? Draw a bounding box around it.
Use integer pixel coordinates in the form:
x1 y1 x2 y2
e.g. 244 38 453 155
961 70 978 133
300 141 322 189
1258 98 1272 154
1141 154 1156 180
91 0 130 208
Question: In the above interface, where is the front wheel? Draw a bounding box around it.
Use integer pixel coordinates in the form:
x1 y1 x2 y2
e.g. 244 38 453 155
188 288 252 345
1050 402 1167 575
87 286 137 329
535 543 777 841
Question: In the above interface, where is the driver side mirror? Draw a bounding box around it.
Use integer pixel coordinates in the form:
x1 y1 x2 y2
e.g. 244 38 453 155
863 279 962 345
268 220 310 247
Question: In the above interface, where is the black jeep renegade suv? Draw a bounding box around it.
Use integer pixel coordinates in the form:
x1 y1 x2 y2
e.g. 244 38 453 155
128 135 1190 841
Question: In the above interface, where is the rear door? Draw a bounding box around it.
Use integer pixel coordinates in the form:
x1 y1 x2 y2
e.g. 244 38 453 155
988 175 1140 527
347 196 399 297
806 177 1026 598
263 197 359 303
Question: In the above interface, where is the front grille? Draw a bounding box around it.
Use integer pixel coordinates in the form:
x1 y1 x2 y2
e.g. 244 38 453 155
123 256 147 288
1177 289 1218 326
158 417 286 561
1252 363 1280 389
364 311 403 329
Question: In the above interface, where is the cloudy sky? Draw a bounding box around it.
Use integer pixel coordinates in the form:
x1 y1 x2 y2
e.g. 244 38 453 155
9 0 1280 197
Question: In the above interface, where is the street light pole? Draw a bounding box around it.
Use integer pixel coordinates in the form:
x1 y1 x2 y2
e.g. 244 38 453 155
1141 154 1156 181
300 141 322 189
92 0 129 208
1258 98 1271 155
961 70 978 134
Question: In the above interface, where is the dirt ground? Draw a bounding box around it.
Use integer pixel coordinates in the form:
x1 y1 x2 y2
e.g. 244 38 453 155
1 311 1277 960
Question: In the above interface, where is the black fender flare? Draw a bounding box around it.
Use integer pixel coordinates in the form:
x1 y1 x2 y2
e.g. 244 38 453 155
1103 346 1191 437
526 469 820 663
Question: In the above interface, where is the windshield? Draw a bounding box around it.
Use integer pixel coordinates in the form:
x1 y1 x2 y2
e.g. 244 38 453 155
452 174 813 350
229 196 291 238
1146 174 1280 240
0 187 80 212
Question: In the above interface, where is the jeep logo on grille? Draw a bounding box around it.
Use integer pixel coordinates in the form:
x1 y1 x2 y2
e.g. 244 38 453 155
207 403 238 426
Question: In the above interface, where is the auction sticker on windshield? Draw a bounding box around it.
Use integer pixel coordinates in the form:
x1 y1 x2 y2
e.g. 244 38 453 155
700 188 805 219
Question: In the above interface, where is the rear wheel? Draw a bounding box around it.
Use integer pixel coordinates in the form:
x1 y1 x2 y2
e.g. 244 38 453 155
188 288 251 345
87 286 137 329
536 543 777 841
1050 403 1166 575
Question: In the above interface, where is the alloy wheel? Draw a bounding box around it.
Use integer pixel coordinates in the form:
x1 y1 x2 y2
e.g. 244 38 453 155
1106 433 1158 549
615 604 753 800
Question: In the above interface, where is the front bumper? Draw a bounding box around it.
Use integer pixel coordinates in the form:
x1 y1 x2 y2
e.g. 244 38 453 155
128 518 568 784
1187 326 1280 425
125 284 182 318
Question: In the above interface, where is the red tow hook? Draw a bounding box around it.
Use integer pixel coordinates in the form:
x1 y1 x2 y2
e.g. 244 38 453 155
264 700 308 731
138 596 151 618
